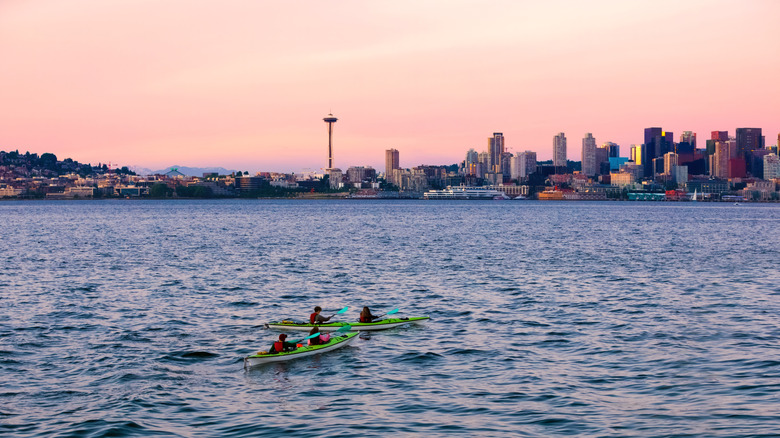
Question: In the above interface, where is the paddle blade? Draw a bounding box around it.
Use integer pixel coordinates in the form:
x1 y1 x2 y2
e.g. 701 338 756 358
336 324 352 332
386 308 399 315
336 306 348 314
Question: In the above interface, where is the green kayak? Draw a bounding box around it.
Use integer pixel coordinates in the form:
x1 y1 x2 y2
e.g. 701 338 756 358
265 316 430 332
244 332 359 366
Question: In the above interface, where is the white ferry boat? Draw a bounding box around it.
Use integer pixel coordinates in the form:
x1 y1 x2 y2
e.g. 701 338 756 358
423 186 510 200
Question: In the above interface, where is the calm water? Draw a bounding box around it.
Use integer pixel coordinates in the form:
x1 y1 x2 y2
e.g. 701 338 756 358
1 199 779 437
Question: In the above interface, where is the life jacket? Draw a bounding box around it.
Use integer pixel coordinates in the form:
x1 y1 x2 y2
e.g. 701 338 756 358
308 333 330 346
273 341 283 353
360 315 371 323
310 313 317 324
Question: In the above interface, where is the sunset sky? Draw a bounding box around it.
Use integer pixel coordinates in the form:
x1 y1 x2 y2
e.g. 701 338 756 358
2 0 779 173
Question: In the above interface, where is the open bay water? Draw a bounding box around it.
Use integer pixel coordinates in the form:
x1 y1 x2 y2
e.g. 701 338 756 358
1 199 779 437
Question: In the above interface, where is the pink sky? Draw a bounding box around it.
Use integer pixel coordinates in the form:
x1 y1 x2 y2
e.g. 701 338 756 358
1 0 779 173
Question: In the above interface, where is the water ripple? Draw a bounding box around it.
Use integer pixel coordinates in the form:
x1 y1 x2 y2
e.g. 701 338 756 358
1 200 779 436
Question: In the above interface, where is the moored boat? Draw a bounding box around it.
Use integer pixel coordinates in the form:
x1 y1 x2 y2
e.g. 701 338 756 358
244 332 359 367
265 316 430 332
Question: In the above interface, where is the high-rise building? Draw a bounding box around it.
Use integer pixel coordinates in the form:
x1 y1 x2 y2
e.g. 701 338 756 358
477 151 489 178
553 132 567 170
664 152 678 175
764 153 780 180
736 128 763 155
519 151 537 179
581 133 597 177
643 127 673 178
630 144 642 165
601 142 619 158
510 155 521 180
385 149 399 179
464 149 479 175
595 147 609 174
323 113 338 169
680 131 697 149
711 131 728 142
713 141 730 179
488 133 505 174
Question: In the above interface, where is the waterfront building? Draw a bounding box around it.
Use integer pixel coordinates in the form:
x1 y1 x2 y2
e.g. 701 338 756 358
764 153 780 180
327 168 343 189
581 133 597 177
553 133 567 170
385 149 399 179
0 186 24 197
346 166 376 184
235 175 265 192
488 133 505 174
610 171 635 187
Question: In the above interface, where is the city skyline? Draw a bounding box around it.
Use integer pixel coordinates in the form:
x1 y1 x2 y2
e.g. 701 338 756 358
1 0 779 173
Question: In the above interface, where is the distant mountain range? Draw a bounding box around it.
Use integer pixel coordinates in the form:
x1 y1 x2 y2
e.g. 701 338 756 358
131 165 237 177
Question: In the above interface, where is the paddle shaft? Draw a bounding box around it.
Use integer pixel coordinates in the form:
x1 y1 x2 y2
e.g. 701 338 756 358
372 308 399 320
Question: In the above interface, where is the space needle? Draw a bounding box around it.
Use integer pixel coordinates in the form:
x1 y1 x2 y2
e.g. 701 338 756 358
323 113 338 169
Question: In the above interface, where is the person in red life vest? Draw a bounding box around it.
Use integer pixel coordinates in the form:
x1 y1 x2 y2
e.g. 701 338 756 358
310 306 332 324
268 333 297 354
359 306 378 323
307 326 331 346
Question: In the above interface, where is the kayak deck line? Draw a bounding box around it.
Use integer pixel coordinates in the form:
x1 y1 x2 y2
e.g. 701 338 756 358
264 316 430 332
244 332 359 367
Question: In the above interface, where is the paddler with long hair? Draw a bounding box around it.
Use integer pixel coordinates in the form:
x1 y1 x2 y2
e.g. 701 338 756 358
307 326 330 346
359 306 379 323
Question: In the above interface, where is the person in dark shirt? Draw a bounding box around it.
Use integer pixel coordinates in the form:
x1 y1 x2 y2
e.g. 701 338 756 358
267 333 297 354
310 306 332 324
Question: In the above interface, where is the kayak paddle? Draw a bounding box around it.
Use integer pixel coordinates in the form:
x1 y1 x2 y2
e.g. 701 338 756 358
327 306 349 319
373 308 399 320
292 331 326 344
294 324 351 343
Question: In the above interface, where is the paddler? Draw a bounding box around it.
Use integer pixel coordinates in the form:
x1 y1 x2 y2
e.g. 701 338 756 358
359 306 379 323
310 306 332 324
307 326 330 346
267 333 297 354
